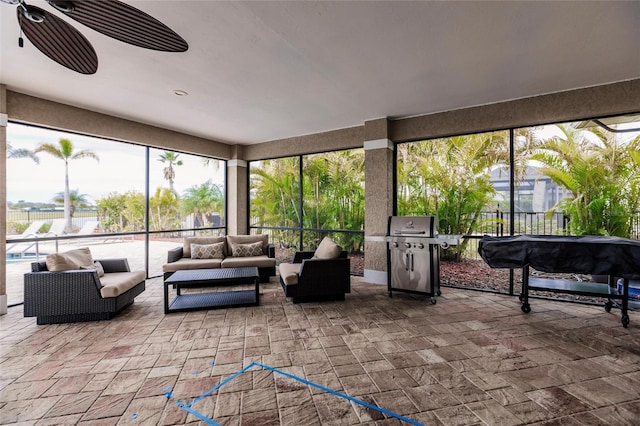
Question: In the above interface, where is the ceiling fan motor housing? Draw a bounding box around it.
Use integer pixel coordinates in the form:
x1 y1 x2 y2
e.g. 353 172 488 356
23 4 45 23
48 0 74 13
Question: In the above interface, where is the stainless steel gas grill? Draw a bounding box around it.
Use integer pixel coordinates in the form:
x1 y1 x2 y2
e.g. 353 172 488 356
385 216 461 303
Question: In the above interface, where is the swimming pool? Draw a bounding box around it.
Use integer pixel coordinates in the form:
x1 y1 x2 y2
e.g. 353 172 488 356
5 252 48 263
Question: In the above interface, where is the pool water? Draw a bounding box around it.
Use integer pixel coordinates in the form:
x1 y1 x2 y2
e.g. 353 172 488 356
5 253 48 263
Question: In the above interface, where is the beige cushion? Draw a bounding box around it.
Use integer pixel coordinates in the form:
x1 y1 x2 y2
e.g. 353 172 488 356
191 242 225 259
279 263 301 286
46 247 94 272
221 255 276 269
314 237 342 259
183 236 226 258
232 241 264 257
227 234 268 256
99 271 145 298
162 258 223 273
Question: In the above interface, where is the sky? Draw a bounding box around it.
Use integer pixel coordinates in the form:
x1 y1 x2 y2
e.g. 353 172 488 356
6 123 225 205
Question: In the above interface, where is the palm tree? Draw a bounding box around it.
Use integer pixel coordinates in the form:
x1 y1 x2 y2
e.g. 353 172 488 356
158 151 183 193
250 158 301 249
251 158 301 229
7 142 39 163
34 138 99 233
52 189 90 221
182 180 224 227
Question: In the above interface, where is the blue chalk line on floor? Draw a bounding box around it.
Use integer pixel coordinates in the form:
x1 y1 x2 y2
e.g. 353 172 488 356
174 360 424 425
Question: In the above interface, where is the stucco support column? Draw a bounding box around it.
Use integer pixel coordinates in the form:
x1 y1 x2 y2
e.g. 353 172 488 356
226 145 248 235
1 84 7 314
363 118 394 285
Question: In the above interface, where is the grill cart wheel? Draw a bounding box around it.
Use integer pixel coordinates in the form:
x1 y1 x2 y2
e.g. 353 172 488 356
622 315 629 328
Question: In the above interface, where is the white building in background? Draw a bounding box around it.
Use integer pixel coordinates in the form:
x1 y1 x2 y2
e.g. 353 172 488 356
491 166 570 213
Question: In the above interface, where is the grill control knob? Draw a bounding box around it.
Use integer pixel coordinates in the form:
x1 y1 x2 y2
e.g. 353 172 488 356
405 243 411 248
392 242 398 248
417 243 424 249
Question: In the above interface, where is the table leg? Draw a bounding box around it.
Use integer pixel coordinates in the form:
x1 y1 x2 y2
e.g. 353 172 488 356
521 265 531 313
604 275 615 313
621 278 630 328
255 276 259 305
164 281 169 314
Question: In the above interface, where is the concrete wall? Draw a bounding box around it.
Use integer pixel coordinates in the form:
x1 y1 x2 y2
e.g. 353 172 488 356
363 119 394 285
244 126 364 161
6 92 231 159
1 86 7 314
227 160 248 235
391 79 640 143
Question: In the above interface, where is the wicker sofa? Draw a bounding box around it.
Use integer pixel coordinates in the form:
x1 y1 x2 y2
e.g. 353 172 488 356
163 234 277 283
279 237 351 303
24 254 145 325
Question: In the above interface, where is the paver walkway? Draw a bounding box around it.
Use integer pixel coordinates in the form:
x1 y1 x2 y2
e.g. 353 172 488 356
1 276 639 425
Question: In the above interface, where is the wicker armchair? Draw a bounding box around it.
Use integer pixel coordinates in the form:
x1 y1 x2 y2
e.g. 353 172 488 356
279 250 351 303
24 258 145 324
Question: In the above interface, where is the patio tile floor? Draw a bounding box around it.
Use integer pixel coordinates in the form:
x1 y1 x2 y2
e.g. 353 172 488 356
1 276 639 425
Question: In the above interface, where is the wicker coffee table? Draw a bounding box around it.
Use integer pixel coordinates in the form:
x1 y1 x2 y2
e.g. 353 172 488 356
163 267 259 313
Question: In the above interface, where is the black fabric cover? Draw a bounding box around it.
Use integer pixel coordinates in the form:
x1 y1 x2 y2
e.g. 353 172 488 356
478 235 640 277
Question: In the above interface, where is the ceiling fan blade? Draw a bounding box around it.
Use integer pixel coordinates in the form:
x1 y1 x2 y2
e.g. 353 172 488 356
48 0 188 52
17 4 98 74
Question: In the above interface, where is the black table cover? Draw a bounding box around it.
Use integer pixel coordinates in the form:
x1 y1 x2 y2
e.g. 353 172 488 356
478 235 640 277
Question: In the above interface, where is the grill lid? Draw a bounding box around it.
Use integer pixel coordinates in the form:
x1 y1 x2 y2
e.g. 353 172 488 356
387 216 438 237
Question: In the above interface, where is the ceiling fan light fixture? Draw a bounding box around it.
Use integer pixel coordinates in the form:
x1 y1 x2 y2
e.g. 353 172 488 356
173 90 188 96
48 0 73 14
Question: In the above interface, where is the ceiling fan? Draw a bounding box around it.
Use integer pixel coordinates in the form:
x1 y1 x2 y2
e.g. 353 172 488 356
2 0 188 74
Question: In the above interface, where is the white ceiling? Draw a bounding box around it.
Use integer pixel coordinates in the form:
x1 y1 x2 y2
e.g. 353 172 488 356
1 1 639 145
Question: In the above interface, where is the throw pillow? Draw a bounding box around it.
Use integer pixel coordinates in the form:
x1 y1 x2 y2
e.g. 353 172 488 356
191 242 225 259
80 265 97 274
227 235 267 256
232 241 264 257
46 247 94 272
313 237 342 259
183 236 226 258
94 261 105 277
80 262 105 277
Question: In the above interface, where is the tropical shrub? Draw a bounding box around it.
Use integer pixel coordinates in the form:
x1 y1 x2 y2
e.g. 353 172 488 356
302 151 364 252
531 124 640 237
149 188 181 231
250 150 365 253
97 191 145 232
181 180 224 227
397 132 510 260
